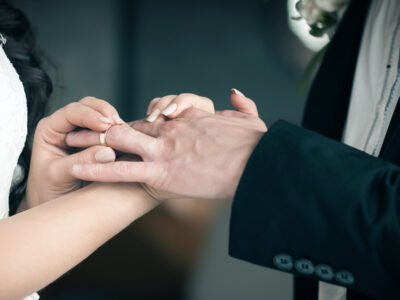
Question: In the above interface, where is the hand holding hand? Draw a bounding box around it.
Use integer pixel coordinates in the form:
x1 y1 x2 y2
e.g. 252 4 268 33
145 93 215 122
26 97 123 208
68 90 267 201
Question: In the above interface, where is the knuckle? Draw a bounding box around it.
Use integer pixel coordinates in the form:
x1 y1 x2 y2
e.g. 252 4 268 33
162 95 176 100
65 102 80 112
94 98 112 108
106 125 129 145
34 117 57 143
174 93 193 104
182 106 199 117
81 97 116 115
79 96 93 103
203 97 214 107
98 102 116 116
158 137 175 157
88 165 102 178
114 163 130 176
200 97 215 112
79 96 97 103
36 117 48 131
178 93 193 98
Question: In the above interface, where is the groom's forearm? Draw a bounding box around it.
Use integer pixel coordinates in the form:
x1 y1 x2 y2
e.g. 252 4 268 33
229 120 400 300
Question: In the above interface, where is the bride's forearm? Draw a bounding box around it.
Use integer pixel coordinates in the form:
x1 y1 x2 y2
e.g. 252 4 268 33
0 183 158 300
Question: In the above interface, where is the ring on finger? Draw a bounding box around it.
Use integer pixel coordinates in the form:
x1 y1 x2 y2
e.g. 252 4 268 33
99 127 113 147
99 131 107 146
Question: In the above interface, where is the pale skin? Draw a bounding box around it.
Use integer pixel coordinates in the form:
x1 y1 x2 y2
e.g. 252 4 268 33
68 90 267 202
0 97 161 299
1 94 234 299
2 182 157 300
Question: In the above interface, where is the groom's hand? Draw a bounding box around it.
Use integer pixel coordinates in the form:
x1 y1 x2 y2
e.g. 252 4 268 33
68 92 267 201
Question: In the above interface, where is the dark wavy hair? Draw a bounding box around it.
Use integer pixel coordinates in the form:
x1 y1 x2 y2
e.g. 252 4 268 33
0 1 52 214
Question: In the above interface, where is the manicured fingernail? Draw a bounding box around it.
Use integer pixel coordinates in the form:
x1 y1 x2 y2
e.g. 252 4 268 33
146 108 161 122
98 116 113 124
72 164 83 173
95 147 116 163
162 103 177 116
231 88 245 97
113 114 125 124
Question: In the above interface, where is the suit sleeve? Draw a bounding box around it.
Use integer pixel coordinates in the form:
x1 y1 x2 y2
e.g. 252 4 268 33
229 120 400 300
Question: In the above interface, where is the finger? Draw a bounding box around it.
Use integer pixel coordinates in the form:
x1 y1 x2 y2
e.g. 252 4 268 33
66 119 164 148
176 107 210 119
50 145 115 182
67 124 159 160
216 109 267 131
44 102 113 134
79 96 124 124
66 129 100 148
146 95 177 122
147 97 161 115
103 124 158 160
216 110 248 118
161 93 215 119
147 95 177 115
230 88 259 116
71 161 163 185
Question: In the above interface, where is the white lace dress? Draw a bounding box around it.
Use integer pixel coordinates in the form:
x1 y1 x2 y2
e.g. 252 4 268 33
0 41 39 300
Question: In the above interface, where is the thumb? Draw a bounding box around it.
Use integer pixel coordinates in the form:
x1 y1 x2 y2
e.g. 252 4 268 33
230 88 259 117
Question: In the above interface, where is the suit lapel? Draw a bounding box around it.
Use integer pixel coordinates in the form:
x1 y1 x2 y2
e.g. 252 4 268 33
302 0 400 163
302 0 372 141
379 96 400 164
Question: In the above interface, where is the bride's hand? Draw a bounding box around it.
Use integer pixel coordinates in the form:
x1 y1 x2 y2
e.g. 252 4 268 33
145 93 215 122
26 97 123 208
143 89 258 122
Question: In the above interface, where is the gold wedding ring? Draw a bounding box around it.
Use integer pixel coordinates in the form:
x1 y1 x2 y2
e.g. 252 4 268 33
99 131 107 146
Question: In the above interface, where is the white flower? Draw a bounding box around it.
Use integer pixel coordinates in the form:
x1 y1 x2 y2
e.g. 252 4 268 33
295 0 348 25
296 0 324 25
294 0 348 37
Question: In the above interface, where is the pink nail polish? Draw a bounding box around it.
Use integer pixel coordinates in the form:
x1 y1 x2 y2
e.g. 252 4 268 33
231 88 245 97
162 103 178 116
146 108 161 122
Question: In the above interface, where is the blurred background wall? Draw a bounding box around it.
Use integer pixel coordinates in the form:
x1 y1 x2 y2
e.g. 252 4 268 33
12 0 315 299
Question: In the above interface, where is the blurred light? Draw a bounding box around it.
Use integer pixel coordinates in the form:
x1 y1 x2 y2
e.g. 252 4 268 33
287 0 329 52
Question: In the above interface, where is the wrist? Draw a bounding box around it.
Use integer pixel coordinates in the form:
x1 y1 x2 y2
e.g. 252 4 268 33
83 183 160 223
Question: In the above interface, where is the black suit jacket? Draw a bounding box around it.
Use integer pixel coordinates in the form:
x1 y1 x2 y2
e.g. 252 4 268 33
229 0 400 299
